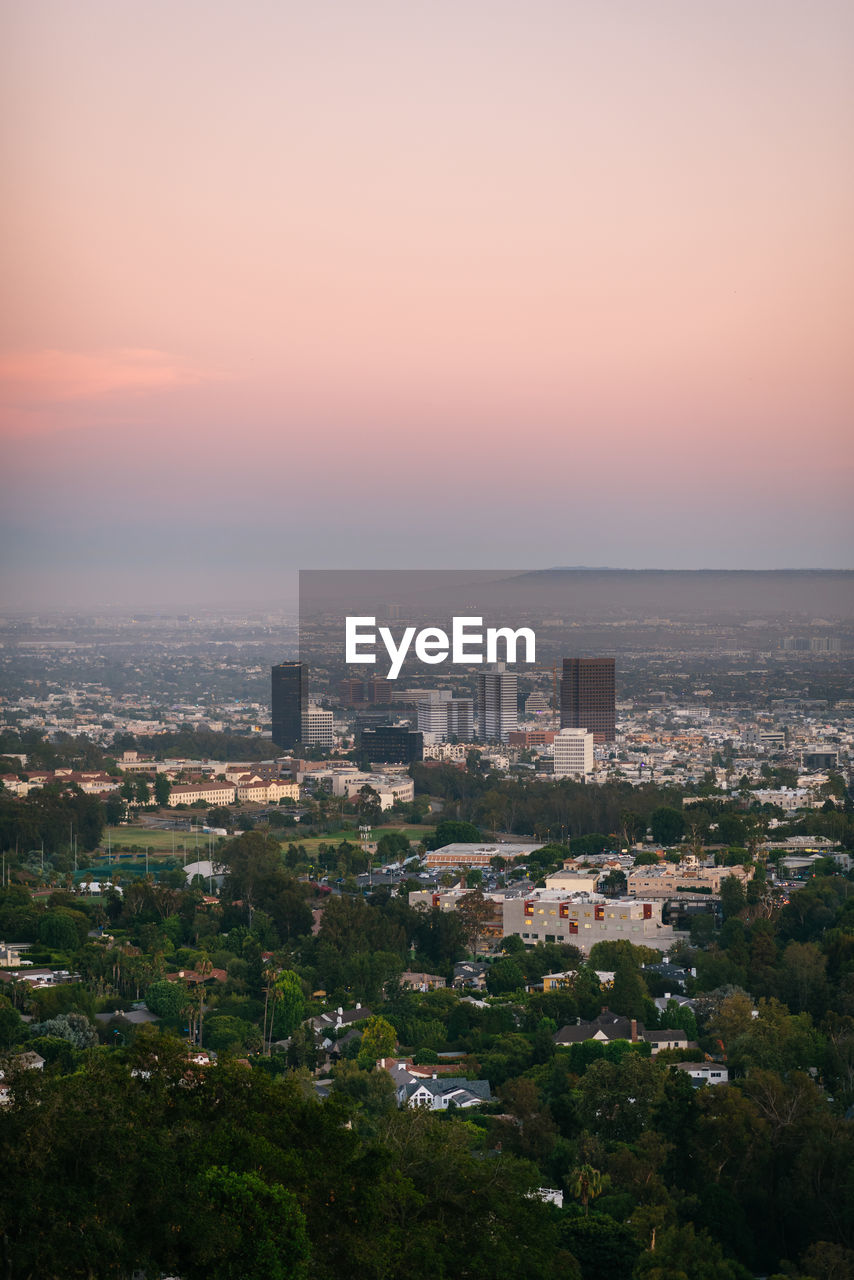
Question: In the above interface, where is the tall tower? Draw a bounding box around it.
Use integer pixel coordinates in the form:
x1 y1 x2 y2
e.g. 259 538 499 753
477 663 518 743
560 658 615 743
271 662 307 749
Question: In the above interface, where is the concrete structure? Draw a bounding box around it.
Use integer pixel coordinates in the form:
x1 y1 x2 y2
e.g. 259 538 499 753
503 891 684 953
330 771 415 810
417 693 474 743
421 742 470 762
302 707 334 749
477 662 517 743
544 870 601 895
168 782 236 807
553 727 594 778
626 863 749 897
425 841 542 870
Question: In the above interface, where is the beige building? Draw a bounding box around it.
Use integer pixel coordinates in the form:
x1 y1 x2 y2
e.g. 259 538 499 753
627 863 750 897
235 778 300 803
503 891 684 954
544 870 600 895
168 782 237 807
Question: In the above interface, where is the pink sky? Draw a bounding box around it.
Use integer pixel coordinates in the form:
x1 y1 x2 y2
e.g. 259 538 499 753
1 1 852 607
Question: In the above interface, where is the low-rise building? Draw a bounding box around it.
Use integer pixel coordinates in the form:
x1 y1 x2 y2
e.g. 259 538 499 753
504 891 684 954
677 1062 729 1086
167 782 237 807
425 842 542 870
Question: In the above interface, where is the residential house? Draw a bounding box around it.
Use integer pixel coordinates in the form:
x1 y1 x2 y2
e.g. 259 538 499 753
677 1062 729 1086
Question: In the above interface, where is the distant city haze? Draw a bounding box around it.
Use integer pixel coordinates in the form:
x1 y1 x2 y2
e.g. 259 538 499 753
1 1 852 609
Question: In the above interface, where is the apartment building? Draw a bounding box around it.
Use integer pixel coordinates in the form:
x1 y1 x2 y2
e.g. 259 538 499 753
503 891 684 953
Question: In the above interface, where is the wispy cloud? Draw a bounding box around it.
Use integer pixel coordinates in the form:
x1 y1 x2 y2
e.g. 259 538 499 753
0 347 219 407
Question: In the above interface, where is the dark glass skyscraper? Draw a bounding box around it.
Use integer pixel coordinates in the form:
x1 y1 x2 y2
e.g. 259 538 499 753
271 662 307 749
560 658 615 742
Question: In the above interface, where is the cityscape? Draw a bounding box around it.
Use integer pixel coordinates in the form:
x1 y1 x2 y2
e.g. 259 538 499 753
2 0 853 1277
0 576 853 1277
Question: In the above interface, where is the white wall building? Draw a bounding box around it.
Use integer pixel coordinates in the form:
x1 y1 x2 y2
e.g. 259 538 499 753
477 663 517 743
302 707 334 749
553 727 594 778
417 693 474 743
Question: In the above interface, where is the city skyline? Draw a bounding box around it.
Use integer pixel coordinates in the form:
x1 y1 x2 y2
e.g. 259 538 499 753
1 1 853 610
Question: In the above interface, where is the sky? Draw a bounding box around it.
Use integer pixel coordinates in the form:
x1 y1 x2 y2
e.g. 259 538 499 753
1 0 853 610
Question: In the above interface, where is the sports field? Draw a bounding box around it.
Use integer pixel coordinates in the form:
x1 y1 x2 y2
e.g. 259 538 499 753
93 823 428 862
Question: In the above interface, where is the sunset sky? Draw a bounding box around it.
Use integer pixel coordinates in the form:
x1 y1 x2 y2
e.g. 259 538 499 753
1 0 852 609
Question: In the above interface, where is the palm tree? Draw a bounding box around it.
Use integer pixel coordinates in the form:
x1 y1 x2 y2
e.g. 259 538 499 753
568 1164 608 1215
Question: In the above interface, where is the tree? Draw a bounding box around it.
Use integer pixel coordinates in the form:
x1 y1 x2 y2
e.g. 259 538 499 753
456 889 494 956
145 979 189 1021
28 1012 98 1048
0 999 25 1050
486 957 525 996
428 819 482 848
331 1059 397 1117
268 970 306 1041
357 785 382 825
375 831 411 864
189 1166 310 1280
204 1016 256 1055
633 1222 751 1280
719 875 747 920
134 778 151 805
568 1164 608 1215
153 774 171 807
609 956 649 1021
650 807 685 845
39 909 86 951
357 1015 397 1066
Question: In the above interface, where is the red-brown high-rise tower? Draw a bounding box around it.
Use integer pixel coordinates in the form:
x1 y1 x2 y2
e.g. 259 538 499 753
559 658 615 743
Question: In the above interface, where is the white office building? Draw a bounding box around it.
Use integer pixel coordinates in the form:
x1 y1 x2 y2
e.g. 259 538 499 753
477 663 517 743
417 692 474 742
553 727 594 778
302 706 334 749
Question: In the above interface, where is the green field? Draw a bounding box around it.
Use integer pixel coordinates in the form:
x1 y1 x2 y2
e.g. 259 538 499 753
95 825 214 858
93 823 428 862
280 826 428 858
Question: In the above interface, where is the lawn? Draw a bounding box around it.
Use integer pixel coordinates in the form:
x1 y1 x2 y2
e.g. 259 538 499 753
277 826 429 858
93 823 429 862
95 825 214 858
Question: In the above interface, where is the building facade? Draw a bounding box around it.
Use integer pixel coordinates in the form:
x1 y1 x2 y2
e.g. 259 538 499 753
503 891 683 953
477 663 517 743
302 707 334 749
560 658 615 743
271 662 307 750
553 727 594 777
359 725 423 764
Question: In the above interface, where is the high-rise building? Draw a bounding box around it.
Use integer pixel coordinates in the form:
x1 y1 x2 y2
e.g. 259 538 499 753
302 706 334 749
553 727 594 777
417 692 474 742
271 662 307 749
560 658 615 743
477 663 517 743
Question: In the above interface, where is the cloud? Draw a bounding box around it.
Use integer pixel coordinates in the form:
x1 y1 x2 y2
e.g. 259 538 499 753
0 346 219 407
